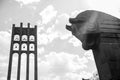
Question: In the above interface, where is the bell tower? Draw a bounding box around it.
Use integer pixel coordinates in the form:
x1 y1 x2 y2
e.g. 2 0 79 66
7 23 38 80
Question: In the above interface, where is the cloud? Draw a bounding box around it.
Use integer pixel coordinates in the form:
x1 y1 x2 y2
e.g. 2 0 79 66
38 71 92 80
38 52 88 77
38 31 59 45
54 13 70 33
79 71 92 79
0 31 11 56
51 0 90 13
38 47 45 55
65 72 82 80
90 71 99 80
65 71 92 80
37 12 72 46
37 24 71 45
68 36 82 47
46 23 71 40
0 31 11 45
70 10 85 18
37 26 57 45
87 0 120 18
39 75 60 80
0 61 8 80
0 77 6 80
15 0 40 5
60 33 71 40
52 13 72 40
40 5 58 24
84 50 94 61
38 60 51 77
38 33 49 45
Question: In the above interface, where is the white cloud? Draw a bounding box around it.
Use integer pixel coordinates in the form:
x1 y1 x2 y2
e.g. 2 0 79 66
37 26 72 45
64 71 92 80
37 12 72 46
0 63 8 67
36 20 42 26
0 56 8 61
91 71 99 80
47 32 59 42
37 25 58 45
0 31 11 56
40 5 58 24
79 71 92 79
37 52 89 79
65 72 92 80
60 33 71 40
0 31 11 44
4 18 13 24
0 31 9 80
84 50 94 61
0 77 6 80
47 23 71 40
53 13 72 40
58 13 70 19
70 10 85 18
68 36 82 47
37 26 44 33
65 72 82 80
38 33 49 45
38 32 59 45
37 24 71 45
46 25 55 33
56 13 70 27
38 60 51 76
15 0 40 5
87 0 120 18
38 47 45 55
39 75 60 80
39 52 88 76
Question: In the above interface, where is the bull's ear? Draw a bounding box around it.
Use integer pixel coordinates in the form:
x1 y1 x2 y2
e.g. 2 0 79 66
82 33 100 50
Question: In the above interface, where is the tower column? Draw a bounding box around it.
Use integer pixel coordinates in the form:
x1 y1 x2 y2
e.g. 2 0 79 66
34 54 38 80
7 54 13 80
26 54 29 80
34 25 38 80
7 25 15 80
26 23 30 80
17 54 21 80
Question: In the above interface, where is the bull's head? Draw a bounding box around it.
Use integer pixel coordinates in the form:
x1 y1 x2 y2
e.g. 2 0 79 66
66 10 100 50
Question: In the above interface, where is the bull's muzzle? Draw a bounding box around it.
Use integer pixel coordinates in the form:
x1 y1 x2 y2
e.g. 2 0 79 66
66 18 85 32
66 25 73 31
66 18 78 32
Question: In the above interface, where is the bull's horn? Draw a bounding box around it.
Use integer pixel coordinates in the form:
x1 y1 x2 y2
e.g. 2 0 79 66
69 18 78 23
69 18 84 24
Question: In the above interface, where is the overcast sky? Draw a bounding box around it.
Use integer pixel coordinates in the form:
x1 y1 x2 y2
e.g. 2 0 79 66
0 0 120 80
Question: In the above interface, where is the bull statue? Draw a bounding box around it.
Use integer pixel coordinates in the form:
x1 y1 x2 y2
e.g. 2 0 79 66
66 10 120 80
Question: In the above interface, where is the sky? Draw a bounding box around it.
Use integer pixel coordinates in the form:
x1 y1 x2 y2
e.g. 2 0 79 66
0 0 120 80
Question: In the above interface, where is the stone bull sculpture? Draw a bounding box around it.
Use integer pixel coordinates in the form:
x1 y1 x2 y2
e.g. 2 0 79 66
66 10 120 80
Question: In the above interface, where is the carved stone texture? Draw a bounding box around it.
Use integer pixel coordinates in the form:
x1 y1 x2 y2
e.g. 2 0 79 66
66 10 120 80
